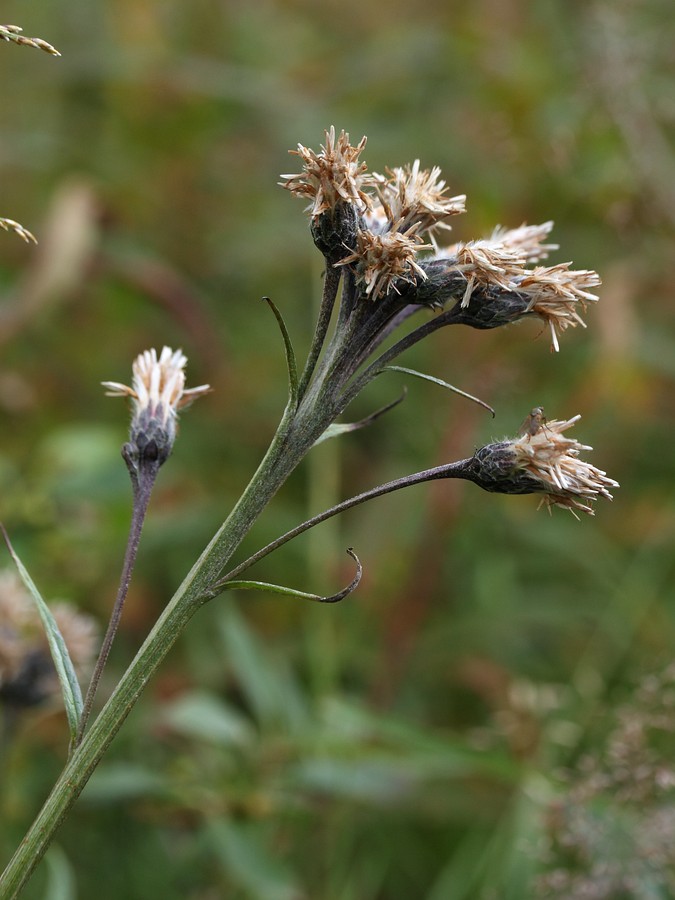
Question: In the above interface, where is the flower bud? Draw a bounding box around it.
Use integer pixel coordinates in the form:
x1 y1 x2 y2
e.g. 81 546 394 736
103 346 210 468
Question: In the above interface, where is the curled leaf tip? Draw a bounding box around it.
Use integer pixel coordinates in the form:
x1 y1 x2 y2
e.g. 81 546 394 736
319 548 362 603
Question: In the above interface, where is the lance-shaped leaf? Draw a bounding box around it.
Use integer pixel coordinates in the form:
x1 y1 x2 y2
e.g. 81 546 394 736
220 548 362 604
1 526 83 741
384 365 495 416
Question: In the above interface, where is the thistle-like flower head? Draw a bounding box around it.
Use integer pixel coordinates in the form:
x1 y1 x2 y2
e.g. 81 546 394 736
369 160 466 240
336 225 432 300
463 415 618 517
281 126 373 219
517 264 601 352
103 346 210 467
508 415 618 516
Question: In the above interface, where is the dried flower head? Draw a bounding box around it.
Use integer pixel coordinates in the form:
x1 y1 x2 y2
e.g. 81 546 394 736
371 160 466 240
450 240 528 306
336 226 432 300
0 24 60 56
0 217 37 244
517 263 601 352
103 347 210 466
281 126 373 219
487 221 558 264
461 416 617 517
0 570 97 708
431 222 598 349
509 415 618 517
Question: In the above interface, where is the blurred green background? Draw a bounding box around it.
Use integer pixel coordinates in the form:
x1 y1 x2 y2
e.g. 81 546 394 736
2 0 675 897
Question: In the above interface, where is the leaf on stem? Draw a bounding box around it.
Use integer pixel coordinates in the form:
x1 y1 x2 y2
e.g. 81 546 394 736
314 389 407 445
1 526 83 740
383 365 495 416
262 296 298 408
221 548 362 604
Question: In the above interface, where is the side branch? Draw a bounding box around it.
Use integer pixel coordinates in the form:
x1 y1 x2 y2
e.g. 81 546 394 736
211 458 475 591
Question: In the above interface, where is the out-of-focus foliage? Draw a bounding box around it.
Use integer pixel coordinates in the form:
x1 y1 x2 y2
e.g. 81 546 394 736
1 0 674 897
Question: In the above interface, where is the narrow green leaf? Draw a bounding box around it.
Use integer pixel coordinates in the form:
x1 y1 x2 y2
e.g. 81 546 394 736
1 526 83 740
262 296 298 408
223 548 361 604
384 365 495 416
224 579 344 604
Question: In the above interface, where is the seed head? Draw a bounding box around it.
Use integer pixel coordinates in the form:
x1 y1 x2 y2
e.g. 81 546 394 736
0 217 37 244
487 221 558 263
463 416 618 517
0 24 61 56
369 160 466 240
336 225 432 300
518 263 601 352
450 239 528 306
281 127 373 219
509 415 618 516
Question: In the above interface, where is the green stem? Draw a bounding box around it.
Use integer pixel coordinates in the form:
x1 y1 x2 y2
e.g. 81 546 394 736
0 402 319 898
0 570 204 899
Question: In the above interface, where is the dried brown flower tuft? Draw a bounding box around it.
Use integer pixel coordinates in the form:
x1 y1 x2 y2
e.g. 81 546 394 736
336 226 432 300
487 221 558 263
518 263 601 352
509 415 618 517
450 240 528 306
370 160 466 240
281 127 373 219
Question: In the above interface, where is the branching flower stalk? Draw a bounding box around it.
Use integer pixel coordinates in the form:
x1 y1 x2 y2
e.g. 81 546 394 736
0 128 617 898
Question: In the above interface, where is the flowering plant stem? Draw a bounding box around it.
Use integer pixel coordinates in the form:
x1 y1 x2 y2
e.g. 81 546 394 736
0 405 312 898
0 128 617 899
